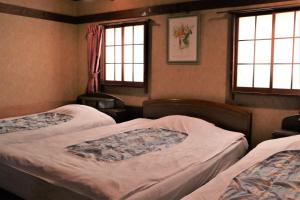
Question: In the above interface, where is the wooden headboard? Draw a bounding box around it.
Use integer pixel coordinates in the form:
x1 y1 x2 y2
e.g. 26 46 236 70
143 99 252 145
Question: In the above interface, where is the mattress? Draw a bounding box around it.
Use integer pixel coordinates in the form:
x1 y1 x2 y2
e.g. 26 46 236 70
182 135 300 200
0 115 248 200
0 104 116 144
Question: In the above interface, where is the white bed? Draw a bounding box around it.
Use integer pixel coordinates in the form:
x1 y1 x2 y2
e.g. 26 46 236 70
0 104 116 144
182 136 300 200
0 99 252 200
0 115 248 200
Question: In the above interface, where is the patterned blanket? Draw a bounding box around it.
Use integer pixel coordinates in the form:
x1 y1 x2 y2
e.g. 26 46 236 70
220 150 300 200
66 128 188 162
0 112 73 134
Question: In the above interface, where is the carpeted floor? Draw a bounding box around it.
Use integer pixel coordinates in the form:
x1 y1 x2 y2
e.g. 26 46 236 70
0 188 23 200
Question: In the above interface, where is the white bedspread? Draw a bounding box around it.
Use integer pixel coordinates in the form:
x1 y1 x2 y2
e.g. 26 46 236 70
182 136 300 200
0 115 246 200
0 104 115 144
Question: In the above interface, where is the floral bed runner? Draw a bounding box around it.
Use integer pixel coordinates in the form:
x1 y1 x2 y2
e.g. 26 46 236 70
0 112 73 134
66 128 188 162
220 150 300 200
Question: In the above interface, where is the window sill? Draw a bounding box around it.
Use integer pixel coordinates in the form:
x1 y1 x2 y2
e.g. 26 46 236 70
102 81 145 88
100 84 147 95
233 87 300 96
228 91 300 110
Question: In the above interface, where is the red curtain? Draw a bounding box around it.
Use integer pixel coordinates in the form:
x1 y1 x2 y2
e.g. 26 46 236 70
86 25 104 94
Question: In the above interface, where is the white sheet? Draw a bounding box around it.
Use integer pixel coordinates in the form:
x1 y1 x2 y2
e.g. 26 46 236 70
0 115 247 200
0 104 116 144
182 136 300 200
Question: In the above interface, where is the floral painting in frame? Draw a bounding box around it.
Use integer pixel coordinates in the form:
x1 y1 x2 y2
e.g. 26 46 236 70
167 15 199 64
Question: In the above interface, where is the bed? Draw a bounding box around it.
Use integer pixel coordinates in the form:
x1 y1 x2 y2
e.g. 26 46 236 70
182 135 300 200
0 99 252 200
0 104 116 144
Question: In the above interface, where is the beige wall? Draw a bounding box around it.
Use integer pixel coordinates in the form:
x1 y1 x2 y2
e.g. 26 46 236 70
0 0 299 147
77 1 300 147
0 2 78 118
0 0 77 15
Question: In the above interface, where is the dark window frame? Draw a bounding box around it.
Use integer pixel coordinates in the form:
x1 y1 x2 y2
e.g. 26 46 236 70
232 7 300 96
102 20 150 89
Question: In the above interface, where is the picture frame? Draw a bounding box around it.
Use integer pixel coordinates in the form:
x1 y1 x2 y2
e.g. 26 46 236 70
167 15 199 64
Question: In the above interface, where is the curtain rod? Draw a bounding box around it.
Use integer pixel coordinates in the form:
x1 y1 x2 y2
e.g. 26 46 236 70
217 3 300 14
98 19 151 26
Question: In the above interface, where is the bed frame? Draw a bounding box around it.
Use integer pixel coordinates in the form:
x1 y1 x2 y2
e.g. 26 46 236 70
143 99 252 145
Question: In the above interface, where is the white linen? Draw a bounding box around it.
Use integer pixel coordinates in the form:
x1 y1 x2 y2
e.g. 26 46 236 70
0 115 247 200
0 104 116 144
182 136 300 200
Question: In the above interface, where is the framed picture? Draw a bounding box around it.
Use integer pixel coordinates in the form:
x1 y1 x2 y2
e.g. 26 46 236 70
167 15 199 64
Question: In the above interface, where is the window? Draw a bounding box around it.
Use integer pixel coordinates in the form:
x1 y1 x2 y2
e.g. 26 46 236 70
233 9 300 95
104 21 149 88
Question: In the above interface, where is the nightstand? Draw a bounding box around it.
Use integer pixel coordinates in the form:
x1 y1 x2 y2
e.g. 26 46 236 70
77 93 128 123
272 130 300 139
272 114 300 139
98 108 127 123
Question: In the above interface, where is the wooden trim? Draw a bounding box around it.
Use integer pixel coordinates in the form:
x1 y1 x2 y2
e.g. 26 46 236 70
233 87 300 96
0 1 295 24
252 16 257 87
232 8 300 96
103 20 150 90
76 0 293 23
229 5 300 16
102 81 145 88
0 2 76 24
291 11 297 89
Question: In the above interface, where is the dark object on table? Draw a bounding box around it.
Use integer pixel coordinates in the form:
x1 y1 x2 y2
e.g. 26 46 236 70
272 114 300 139
77 93 127 123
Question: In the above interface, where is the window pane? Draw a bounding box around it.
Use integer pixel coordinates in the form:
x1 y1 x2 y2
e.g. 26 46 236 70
238 41 254 63
124 64 133 81
115 28 122 45
294 38 300 63
275 12 295 38
274 39 293 63
115 64 122 81
255 40 271 63
238 16 255 40
134 25 144 44
124 45 133 63
134 45 144 63
124 26 133 45
115 46 122 63
105 28 114 46
256 15 272 39
254 65 270 88
296 11 300 37
105 46 114 63
237 65 253 87
134 64 144 82
293 64 300 89
273 64 292 89
105 64 114 81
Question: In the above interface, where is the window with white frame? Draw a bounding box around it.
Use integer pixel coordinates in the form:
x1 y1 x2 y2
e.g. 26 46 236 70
233 9 300 95
104 21 148 88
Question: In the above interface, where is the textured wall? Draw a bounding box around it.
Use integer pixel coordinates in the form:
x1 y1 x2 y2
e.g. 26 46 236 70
0 6 78 118
0 0 298 146
77 1 300 146
0 0 77 15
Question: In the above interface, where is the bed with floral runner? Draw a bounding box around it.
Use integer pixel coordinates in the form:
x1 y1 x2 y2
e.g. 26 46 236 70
0 99 252 200
182 135 300 200
0 104 115 145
